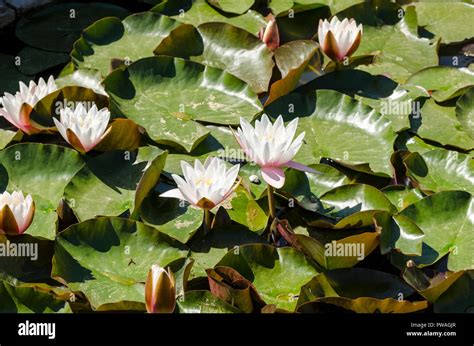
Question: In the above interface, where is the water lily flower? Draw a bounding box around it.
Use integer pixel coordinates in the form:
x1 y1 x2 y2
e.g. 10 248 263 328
0 76 57 134
258 14 280 51
234 114 314 189
318 17 363 62
0 191 35 236
145 264 176 314
160 157 240 210
54 103 111 153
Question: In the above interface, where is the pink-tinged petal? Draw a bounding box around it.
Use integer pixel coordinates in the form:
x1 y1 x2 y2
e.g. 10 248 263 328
159 188 185 200
261 166 285 189
285 161 319 174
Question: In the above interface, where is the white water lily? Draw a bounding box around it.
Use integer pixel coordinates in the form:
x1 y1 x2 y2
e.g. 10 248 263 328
0 191 35 235
54 103 111 153
145 264 176 314
160 157 240 210
0 76 57 134
234 114 315 189
318 17 363 62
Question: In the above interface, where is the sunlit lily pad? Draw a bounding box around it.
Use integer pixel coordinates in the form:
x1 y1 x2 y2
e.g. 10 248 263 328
399 191 474 272
413 2 474 44
407 67 474 102
0 280 71 313
104 56 262 152
217 244 318 311
404 149 474 195
52 217 187 310
72 12 180 76
155 23 274 93
353 6 438 83
152 0 266 34
265 90 397 175
64 150 167 221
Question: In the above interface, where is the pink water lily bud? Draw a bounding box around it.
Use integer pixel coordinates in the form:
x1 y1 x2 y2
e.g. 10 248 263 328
54 103 111 153
0 191 35 236
318 17 363 62
234 114 316 189
145 264 176 314
160 157 240 210
258 14 280 51
0 76 57 134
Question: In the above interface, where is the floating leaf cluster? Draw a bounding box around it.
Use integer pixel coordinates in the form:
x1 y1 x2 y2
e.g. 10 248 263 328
0 0 473 314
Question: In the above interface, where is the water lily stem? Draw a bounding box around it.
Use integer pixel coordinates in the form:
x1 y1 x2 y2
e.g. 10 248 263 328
268 185 276 220
204 209 212 232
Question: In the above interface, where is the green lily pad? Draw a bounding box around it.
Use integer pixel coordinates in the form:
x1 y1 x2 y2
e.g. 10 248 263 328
94 119 142 152
269 0 364 15
0 234 54 282
404 149 474 195
25 196 58 240
407 67 474 102
52 217 187 310
217 244 318 311
374 212 424 256
299 69 398 100
415 99 474 150
295 230 379 269
434 272 474 312
177 290 241 313
265 90 397 175
354 6 438 83
382 186 425 212
320 184 397 220
282 164 350 211
0 143 84 207
0 129 20 150
402 265 464 303
64 150 166 221
208 0 254 14
298 268 414 306
132 148 168 218
155 23 274 93
0 280 71 313
298 296 427 313
152 0 266 35
413 2 474 44
0 53 30 95
266 40 320 105
400 133 441 154
140 190 204 244
189 224 267 279
238 164 268 199
104 56 262 152
15 2 129 52
227 189 268 233
400 191 474 272
359 84 430 132
16 47 69 75
72 12 180 76
276 5 329 43
456 86 474 139
55 69 106 95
